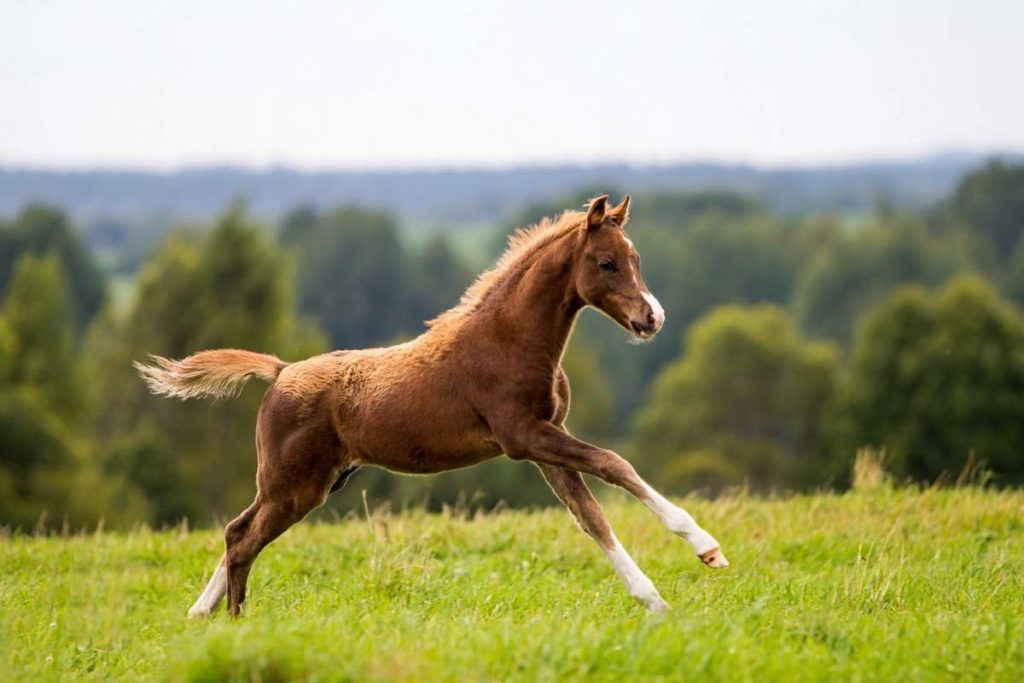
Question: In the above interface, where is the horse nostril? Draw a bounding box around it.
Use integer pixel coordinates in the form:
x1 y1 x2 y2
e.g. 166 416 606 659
647 311 656 327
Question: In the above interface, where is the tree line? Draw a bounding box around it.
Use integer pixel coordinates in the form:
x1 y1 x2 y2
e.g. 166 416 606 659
1 160 1023 530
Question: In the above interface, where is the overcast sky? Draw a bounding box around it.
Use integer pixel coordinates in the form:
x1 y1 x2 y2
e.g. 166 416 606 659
2 0 1022 169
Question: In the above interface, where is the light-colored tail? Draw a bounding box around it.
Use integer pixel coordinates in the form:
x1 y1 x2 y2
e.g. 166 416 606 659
134 349 287 400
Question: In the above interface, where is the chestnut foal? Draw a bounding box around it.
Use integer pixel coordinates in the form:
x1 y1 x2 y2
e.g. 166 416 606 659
137 195 727 617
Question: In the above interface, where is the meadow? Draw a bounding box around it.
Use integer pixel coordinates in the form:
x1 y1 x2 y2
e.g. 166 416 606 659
2 483 1022 682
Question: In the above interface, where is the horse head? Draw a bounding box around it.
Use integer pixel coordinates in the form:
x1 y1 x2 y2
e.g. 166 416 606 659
572 195 665 341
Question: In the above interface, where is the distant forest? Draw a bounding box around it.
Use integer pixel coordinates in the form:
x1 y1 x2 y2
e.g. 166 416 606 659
1 152 1014 225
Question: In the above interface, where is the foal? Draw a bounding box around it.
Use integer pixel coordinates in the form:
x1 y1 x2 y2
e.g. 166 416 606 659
136 195 727 617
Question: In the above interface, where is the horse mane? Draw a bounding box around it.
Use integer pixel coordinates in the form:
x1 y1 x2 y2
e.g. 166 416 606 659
427 208 585 329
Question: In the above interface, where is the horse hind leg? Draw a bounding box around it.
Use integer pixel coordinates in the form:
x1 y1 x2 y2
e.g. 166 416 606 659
191 388 351 618
221 451 349 615
187 501 260 618
224 498 295 616
213 462 355 617
188 555 229 618
225 448 352 614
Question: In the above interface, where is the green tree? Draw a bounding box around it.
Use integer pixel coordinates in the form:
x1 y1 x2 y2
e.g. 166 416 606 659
631 305 839 493
0 253 142 529
409 233 473 326
840 276 1024 484
946 160 1024 261
561 334 615 442
0 253 86 425
1003 240 1024 308
792 217 968 343
278 204 320 247
635 190 760 228
0 204 105 331
285 205 412 348
0 393 78 528
640 213 795 365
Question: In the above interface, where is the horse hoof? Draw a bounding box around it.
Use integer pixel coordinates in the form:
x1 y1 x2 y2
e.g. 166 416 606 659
187 607 213 619
646 596 672 613
699 547 729 568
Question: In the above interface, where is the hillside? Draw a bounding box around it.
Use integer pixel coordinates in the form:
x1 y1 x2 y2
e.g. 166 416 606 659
1 486 1021 681
1 152 1013 225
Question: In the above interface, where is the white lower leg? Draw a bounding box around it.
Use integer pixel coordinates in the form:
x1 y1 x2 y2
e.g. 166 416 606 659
188 556 227 618
638 482 728 565
601 534 670 612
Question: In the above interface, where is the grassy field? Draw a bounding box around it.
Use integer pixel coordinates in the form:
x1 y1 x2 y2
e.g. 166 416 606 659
1 485 1022 682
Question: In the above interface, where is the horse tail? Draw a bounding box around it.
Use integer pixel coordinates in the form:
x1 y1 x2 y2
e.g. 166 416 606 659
134 349 287 401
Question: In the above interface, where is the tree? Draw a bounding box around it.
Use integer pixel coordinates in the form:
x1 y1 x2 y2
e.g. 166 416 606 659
840 276 1024 484
0 253 142 530
0 253 86 425
631 305 839 493
408 233 473 326
792 217 968 343
285 205 412 348
640 212 795 363
0 204 105 331
946 160 1024 261
561 334 615 442
101 429 193 526
278 204 320 247
0 393 78 528
1003 240 1024 308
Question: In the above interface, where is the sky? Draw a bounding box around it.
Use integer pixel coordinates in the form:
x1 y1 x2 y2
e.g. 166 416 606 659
1 0 1022 170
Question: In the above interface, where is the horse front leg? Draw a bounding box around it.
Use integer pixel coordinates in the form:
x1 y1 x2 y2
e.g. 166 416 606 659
537 463 669 611
503 420 728 568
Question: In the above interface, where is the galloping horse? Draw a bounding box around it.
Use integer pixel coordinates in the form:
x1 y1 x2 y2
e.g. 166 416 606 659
136 195 728 617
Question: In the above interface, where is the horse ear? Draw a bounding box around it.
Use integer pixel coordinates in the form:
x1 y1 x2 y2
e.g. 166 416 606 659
585 195 609 231
609 195 631 225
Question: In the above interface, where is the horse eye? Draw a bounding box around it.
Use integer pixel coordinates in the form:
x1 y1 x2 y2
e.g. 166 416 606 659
598 259 617 272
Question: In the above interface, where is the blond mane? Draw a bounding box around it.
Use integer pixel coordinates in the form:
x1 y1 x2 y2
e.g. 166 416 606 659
427 209 585 329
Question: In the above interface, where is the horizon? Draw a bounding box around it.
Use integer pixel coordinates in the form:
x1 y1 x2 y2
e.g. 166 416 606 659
2 146 1020 175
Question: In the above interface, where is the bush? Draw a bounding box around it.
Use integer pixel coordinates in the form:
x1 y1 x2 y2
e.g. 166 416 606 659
840 276 1024 484
631 305 839 493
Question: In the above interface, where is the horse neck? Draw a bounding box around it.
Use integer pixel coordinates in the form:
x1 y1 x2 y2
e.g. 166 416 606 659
486 233 583 363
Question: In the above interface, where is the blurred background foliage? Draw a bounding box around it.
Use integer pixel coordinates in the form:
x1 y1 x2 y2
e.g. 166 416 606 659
2 159 1024 529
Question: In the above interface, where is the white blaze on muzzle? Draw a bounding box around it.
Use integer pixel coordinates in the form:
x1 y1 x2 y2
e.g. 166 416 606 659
642 291 665 328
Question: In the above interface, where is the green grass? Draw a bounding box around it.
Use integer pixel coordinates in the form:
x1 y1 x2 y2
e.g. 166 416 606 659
2 486 1022 681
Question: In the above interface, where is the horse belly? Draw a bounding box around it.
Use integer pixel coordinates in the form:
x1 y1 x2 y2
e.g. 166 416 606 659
359 428 502 474
346 396 502 474
378 439 502 474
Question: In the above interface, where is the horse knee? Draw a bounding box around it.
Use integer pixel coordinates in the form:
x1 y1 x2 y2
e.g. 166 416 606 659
596 452 638 484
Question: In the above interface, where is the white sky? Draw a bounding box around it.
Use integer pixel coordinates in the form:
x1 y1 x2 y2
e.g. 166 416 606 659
1 0 1022 169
